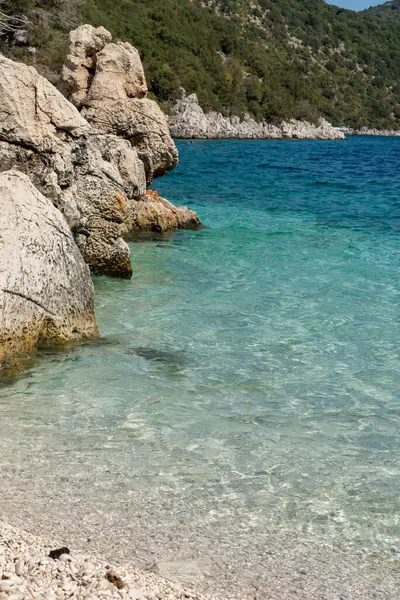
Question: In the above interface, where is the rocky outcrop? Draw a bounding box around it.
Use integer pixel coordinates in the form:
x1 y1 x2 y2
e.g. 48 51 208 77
169 92 345 140
342 127 400 136
60 25 178 184
123 190 201 234
0 29 200 278
0 53 143 278
0 170 98 366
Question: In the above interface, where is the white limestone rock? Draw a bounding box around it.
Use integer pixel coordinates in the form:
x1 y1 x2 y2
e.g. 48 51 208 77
60 25 178 183
0 54 149 278
169 91 345 140
0 170 98 365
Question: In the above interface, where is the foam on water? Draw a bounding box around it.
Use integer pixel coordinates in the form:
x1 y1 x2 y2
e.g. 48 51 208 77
0 137 399 594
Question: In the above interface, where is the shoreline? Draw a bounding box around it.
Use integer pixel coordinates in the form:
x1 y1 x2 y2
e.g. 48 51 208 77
170 131 400 140
1 508 398 600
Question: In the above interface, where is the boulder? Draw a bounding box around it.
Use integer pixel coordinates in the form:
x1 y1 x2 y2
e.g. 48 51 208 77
84 98 178 183
0 54 90 151
124 190 201 234
59 24 113 108
86 41 148 103
60 25 178 184
0 170 98 366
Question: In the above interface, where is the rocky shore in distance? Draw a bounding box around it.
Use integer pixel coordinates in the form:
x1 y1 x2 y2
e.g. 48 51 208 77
169 91 345 140
342 127 400 136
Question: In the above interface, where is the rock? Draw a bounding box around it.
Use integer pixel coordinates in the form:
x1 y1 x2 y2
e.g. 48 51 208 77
124 190 200 234
0 54 90 151
60 25 178 184
128 590 147 600
106 569 125 589
13 30 29 46
83 98 178 184
86 41 148 103
59 24 113 108
49 548 70 561
15 559 24 576
345 127 400 136
169 90 345 140
0 55 144 278
0 170 98 365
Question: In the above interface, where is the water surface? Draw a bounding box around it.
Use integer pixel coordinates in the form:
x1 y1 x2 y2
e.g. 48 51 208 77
1 137 399 597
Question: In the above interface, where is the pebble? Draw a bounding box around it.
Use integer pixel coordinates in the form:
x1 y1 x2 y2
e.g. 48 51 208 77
0 520 209 600
59 553 71 562
15 558 24 575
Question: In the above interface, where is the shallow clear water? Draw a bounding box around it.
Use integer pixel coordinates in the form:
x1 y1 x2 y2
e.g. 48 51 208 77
1 137 399 583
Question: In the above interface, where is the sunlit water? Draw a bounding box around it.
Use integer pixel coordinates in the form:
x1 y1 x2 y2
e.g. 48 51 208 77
1 137 399 592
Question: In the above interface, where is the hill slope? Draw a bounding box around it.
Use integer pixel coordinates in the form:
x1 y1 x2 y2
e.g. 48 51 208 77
2 0 400 129
363 0 400 20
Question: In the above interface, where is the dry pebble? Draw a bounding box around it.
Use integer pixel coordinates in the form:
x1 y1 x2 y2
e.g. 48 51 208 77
0 521 211 600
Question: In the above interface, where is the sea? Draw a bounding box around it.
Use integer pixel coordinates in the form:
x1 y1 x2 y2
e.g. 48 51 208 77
1 136 399 598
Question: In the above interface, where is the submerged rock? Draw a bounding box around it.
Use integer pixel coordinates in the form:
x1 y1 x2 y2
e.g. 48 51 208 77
0 170 98 366
169 91 345 140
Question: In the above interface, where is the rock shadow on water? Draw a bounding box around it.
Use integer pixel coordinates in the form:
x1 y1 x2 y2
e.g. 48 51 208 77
0 356 38 386
127 346 186 375
0 336 119 384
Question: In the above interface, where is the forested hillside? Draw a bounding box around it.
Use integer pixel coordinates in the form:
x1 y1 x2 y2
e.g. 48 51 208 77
364 0 400 20
2 0 400 129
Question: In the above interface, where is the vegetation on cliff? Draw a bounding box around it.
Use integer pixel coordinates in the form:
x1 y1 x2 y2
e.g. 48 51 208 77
2 0 400 129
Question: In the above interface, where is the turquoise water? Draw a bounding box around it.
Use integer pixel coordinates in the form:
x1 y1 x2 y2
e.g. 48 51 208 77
1 137 399 585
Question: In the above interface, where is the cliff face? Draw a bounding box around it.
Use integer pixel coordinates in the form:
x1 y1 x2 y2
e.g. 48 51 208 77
169 93 345 141
0 25 200 280
0 25 201 364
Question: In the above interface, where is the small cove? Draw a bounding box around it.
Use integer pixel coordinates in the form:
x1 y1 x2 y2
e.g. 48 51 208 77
0 137 399 598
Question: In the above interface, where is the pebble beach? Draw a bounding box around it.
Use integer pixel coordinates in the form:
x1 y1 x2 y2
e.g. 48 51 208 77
0 521 211 600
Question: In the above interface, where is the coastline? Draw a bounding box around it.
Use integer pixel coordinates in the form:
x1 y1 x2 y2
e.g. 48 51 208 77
1 506 398 600
345 129 400 137
168 93 345 141
168 93 400 140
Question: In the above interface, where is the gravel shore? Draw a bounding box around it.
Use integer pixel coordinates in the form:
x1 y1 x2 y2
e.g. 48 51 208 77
0 521 212 600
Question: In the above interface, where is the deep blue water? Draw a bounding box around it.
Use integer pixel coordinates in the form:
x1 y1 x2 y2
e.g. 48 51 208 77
1 137 399 567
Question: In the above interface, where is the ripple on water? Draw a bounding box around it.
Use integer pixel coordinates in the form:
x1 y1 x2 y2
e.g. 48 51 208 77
0 137 399 596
